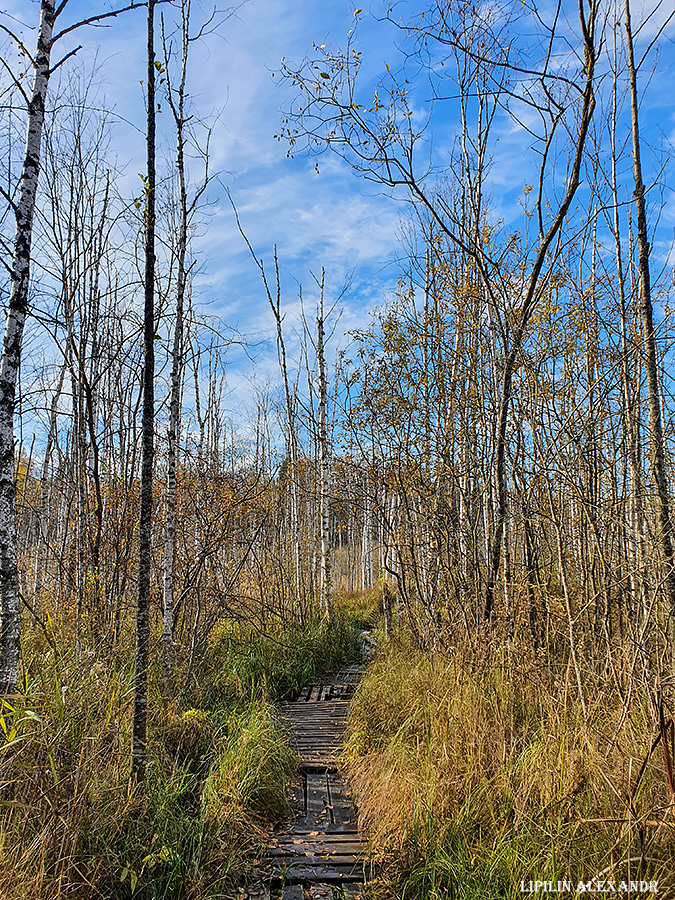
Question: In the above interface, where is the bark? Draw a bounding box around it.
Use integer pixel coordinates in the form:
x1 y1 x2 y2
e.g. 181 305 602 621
162 0 191 697
132 0 157 784
316 270 332 617
624 0 675 648
0 1 56 697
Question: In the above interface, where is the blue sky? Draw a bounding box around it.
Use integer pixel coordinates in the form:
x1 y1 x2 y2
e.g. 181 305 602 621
3 0 411 410
3 0 675 419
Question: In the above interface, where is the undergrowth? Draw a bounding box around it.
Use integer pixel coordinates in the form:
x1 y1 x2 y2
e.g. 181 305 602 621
0 607 361 899
344 634 675 900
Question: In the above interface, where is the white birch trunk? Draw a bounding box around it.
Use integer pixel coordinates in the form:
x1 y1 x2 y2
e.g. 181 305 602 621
317 272 332 616
0 1 55 696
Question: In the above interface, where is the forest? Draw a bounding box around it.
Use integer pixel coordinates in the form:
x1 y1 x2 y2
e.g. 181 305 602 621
1 0 675 897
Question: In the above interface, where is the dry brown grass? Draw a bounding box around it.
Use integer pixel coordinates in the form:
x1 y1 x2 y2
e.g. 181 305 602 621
343 634 675 899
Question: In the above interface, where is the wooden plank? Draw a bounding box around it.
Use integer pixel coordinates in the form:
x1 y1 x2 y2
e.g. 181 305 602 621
280 835 364 846
282 887 304 900
278 864 365 882
305 771 330 828
342 886 364 900
275 835 365 847
273 844 362 857
289 824 360 836
270 839 362 853
270 853 363 867
327 774 357 829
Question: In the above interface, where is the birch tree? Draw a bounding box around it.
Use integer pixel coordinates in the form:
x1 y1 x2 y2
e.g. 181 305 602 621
0 0 57 698
0 0 158 699
316 282 332 618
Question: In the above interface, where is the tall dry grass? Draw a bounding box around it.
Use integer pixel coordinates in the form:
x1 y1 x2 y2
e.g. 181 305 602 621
0 610 362 899
344 634 675 899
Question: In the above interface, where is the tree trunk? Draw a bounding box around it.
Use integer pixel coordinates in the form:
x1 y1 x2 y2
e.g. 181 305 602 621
132 0 157 784
317 271 332 617
624 0 675 653
162 0 192 698
0 0 56 697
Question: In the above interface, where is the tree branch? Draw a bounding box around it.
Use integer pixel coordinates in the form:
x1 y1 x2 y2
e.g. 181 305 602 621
52 1 172 44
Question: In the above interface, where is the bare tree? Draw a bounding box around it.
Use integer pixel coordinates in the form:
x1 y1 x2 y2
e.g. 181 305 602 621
132 0 157 784
159 0 211 697
623 0 675 657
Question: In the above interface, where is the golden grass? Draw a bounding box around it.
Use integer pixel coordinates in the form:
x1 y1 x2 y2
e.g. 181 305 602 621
343 635 675 899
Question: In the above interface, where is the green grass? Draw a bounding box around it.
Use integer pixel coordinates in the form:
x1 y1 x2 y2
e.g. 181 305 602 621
200 610 363 706
0 607 363 900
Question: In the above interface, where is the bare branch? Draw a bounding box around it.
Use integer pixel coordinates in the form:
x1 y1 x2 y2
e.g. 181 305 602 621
0 56 30 106
48 44 81 76
0 23 36 67
52 0 172 45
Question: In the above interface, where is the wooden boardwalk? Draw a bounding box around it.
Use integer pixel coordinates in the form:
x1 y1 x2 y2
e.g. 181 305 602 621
247 665 368 900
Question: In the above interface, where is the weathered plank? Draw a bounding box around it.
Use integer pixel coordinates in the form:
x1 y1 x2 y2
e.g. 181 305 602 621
271 854 364 869
275 836 365 854
277 864 364 883
288 823 360 836
305 771 330 827
327 774 357 829
281 886 304 900
262 673 367 892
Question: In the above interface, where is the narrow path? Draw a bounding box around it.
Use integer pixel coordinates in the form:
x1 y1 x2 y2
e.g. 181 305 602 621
247 665 368 900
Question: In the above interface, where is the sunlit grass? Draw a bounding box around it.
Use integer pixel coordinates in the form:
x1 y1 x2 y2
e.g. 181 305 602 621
344 634 675 899
0 607 361 899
